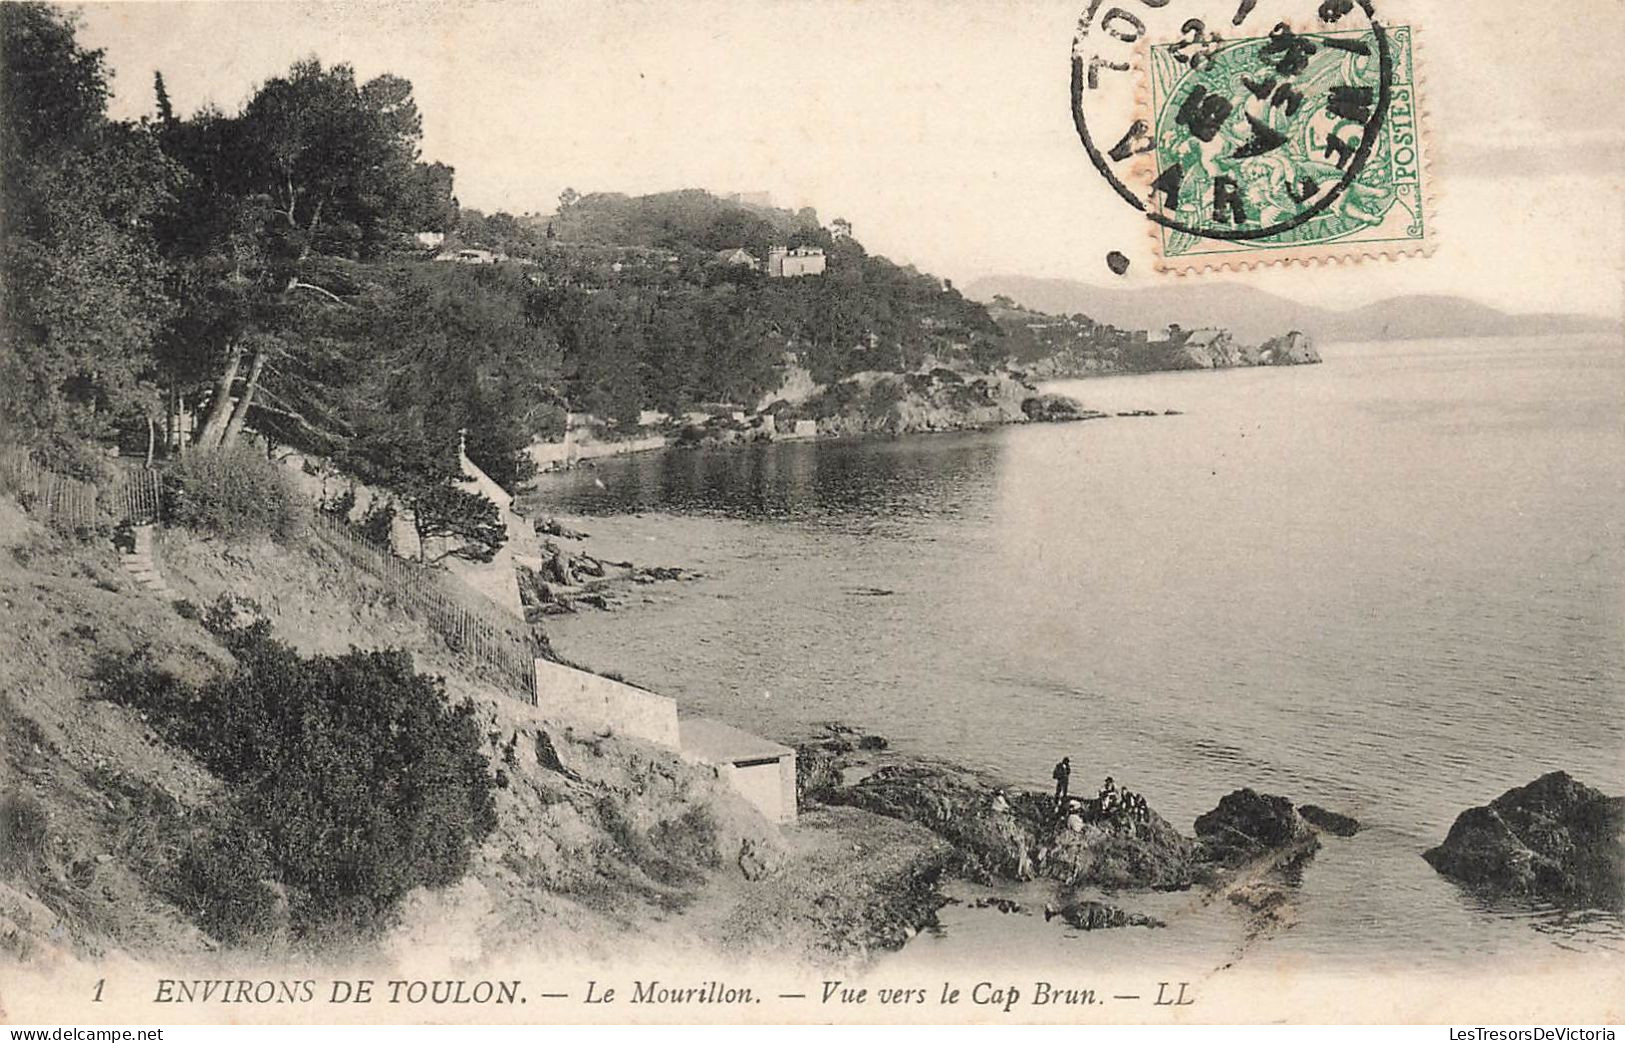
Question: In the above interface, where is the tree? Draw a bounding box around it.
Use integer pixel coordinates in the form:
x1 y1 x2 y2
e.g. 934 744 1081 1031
1 6 179 470
406 481 507 565
338 423 507 565
153 58 444 455
152 71 175 127
0 3 107 172
231 59 424 262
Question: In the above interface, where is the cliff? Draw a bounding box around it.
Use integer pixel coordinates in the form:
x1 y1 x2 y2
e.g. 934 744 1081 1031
1131 329 1321 372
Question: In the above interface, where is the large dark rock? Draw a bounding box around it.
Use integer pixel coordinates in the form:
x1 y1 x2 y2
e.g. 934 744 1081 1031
1423 772 1624 910
1299 804 1362 837
1044 810 1195 890
1020 393 1091 422
821 763 1045 882
795 743 844 801
820 761 1197 890
1043 898 1165 930
1194 788 1319 867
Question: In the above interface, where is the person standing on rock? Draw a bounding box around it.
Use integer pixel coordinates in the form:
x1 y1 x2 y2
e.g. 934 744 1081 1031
1052 757 1071 810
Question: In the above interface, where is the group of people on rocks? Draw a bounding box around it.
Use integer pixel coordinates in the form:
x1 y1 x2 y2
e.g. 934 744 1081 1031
1050 757 1152 835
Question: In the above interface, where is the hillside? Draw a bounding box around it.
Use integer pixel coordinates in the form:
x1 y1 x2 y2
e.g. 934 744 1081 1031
0 494 949 968
965 275 1619 345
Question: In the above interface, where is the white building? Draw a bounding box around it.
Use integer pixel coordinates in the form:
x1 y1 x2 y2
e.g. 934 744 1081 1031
767 245 826 278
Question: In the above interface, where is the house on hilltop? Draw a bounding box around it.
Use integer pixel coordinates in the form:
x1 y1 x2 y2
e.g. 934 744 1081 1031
767 245 825 278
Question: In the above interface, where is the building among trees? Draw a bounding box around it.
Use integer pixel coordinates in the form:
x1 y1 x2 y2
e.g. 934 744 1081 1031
767 245 826 278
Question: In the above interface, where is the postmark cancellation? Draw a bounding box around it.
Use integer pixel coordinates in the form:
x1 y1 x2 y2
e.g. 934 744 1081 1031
1072 1 1434 273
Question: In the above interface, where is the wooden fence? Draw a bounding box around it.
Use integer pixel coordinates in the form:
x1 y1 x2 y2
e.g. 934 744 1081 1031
306 510 540 705
0 450 162 532
1 446 539 706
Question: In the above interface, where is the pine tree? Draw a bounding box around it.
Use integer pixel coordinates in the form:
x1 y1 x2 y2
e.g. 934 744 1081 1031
153 70 174 125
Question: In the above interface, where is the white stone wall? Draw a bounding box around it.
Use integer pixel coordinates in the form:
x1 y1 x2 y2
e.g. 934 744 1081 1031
532 659 680 748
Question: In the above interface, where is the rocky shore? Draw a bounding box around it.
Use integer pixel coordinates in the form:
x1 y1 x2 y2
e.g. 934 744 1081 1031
791 725 1358 940
783 738 1624 952
515 517 698 619
673 369 1123 447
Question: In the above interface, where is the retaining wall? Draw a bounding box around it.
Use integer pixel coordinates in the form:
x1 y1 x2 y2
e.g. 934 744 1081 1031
532 659 680 747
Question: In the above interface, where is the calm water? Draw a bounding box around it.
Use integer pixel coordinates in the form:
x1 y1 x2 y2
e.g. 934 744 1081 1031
524 335 1625 969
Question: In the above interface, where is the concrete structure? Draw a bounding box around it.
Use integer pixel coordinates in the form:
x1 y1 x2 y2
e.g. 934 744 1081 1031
526 433 667 472
414 231 446 249
435 439 535 619
767 246 826 278
679 718 798 825
533 659 681 748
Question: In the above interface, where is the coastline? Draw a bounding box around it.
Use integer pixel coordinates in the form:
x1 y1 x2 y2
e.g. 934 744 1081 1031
527 491 1624 966
523 509 1348 959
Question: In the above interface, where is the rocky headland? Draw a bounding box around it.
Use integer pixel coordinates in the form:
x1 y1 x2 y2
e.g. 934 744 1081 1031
681 369 1116 446
1423 772 1624 911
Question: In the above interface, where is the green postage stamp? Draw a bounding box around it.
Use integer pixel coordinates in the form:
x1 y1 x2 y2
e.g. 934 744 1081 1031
1142 23 1429 271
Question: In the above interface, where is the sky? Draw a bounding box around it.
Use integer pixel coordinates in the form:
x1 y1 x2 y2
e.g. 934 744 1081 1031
75 0 1625 319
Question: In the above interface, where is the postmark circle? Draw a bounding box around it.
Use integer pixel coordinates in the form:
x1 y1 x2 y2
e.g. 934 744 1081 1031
1070 0 1393 244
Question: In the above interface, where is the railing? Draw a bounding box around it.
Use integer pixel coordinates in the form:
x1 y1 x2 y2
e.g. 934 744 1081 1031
0 449 162 532
306 510 540 704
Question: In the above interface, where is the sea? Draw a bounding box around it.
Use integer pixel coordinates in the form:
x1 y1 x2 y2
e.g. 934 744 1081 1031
521 334 1625 972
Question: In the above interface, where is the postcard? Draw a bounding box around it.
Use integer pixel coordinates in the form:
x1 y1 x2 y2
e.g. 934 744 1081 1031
1 0 1620 1029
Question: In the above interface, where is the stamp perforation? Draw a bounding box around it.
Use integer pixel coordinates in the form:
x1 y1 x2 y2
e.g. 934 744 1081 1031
1110 16 1438 275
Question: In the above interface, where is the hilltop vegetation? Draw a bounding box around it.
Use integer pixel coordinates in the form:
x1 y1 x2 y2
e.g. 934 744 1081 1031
0 2 1003 502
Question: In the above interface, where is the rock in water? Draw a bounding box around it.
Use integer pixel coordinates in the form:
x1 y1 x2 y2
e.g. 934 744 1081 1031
1423 772 1624 910
1043 899 1164 930
1194 788 1319 866
1298 804 1362 837
1256 331 1320 365
1020 393 1089 422
794 743 844 801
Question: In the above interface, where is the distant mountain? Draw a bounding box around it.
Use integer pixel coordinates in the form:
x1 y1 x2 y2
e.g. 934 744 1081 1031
964 275 1619 344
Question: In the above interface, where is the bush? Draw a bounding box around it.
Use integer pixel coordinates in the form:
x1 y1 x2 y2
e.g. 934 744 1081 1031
163 806 281 943
357 498 397 546
105 623 496 938
0 793 47 873
163 447 303 542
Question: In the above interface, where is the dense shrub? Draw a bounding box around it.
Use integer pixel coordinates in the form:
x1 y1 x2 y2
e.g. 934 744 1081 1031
163 806 281 943
106 620 496 939
162 447 303 542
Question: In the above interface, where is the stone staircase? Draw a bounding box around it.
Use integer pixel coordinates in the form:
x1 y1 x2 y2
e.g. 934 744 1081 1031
116 523 178 601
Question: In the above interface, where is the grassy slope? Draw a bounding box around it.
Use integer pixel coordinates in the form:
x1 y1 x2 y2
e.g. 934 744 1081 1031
1 500 948 970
